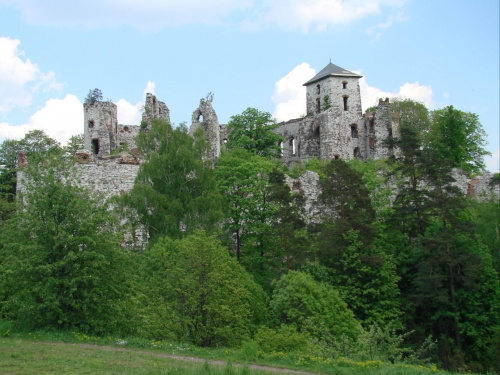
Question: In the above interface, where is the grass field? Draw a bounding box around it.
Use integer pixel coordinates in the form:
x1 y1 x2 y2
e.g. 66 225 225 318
0 336 457 375
0 323 468 375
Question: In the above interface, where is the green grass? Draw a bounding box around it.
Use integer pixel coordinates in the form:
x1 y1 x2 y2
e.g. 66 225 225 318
0 323 464 375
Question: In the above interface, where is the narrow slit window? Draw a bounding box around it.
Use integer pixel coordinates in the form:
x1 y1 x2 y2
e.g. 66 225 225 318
88 120 94 129
316 98 321 113
343 97 348 111
316 84 320 95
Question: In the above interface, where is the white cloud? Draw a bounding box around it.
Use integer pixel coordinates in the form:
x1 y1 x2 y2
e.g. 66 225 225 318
0 81 156 145
117 81 156 125
5 0 253 31
272 64 433 121
366 11 407 40
243 0 406 32
0 94 82 144
272 63 315 121
358 74 433 110
4 0 407 32
0 37 62 113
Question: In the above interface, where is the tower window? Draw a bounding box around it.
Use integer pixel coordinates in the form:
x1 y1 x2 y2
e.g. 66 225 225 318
342 81 347 89
88 120 94 129
388 128 393 138
316 84 320 95
289 138 296 155
279 141 284 156
351 124 358 138
316 98 321 113
91 139 100 155
343 96 348 111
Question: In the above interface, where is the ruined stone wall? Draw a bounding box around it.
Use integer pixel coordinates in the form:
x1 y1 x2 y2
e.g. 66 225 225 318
142 93 170 127
84 101 118 156
75 155 140 199
117 124 140 151
190 98 220 161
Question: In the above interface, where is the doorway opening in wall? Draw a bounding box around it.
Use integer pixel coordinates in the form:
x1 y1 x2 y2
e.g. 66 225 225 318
354 147 361 159
91 139 100 155
333 154 340 160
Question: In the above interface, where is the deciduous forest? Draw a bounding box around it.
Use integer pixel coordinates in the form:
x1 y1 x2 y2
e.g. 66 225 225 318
0 100 498 374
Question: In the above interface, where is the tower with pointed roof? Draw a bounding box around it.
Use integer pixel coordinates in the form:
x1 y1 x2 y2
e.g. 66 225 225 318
274 61 398 164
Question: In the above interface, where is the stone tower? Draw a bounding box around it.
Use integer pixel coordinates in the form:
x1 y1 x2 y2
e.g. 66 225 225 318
83 101 118 156
190 98 221 161
303 62 363 160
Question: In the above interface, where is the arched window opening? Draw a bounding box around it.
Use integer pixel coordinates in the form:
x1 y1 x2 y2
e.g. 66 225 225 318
351 124 358 138
123 126 129 132
279 141 284 156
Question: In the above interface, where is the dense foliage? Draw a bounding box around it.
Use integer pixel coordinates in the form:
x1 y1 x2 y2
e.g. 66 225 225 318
0 102 498 373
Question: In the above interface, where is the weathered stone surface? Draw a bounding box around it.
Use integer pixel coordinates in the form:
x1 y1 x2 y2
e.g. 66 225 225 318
190 98 220 161
141 93 170 128
118 153 140 165
17 151 27 167
84 101 118 156
75 149 92 164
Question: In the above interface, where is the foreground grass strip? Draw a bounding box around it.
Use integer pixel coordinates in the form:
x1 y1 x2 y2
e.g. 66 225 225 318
0 338 313 375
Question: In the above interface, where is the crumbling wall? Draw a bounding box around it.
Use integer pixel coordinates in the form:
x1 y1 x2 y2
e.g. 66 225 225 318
141 93 170 128
117 124 140 151
190 98 220 161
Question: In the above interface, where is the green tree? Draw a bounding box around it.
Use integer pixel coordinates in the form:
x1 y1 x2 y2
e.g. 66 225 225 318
143 231 268 347
0 157 134 334
215 149 274 262
0 131 61 201
226 108 283 158
270 271 360 341
84 88 103 105
428 106 489 174
390 99 431 141
311 160 400 327
123 119 222 242
267 168 306 270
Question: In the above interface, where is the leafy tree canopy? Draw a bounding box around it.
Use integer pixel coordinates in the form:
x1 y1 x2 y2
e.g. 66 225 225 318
428 106 490 174
226 107 283 158
0 157 135 334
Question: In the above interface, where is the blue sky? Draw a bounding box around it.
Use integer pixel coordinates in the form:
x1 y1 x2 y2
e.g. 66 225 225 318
0 0 498 171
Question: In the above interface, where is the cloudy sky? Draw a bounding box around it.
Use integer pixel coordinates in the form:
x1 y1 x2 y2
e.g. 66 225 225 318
0 0 498 171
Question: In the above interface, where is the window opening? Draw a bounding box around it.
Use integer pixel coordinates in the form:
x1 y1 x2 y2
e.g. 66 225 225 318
91 139 100 155
343 96 348 111
316 98 321 113
342 81 347 89
289 138 296 155
351 124 358 138
333 154 340 160
354 147 361 159
88 120 94 129
316 84 320 95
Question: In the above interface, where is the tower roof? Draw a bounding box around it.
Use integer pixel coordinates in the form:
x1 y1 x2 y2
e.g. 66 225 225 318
303 62 362 86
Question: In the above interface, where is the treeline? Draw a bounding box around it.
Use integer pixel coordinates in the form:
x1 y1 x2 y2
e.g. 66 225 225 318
0 102 498 373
